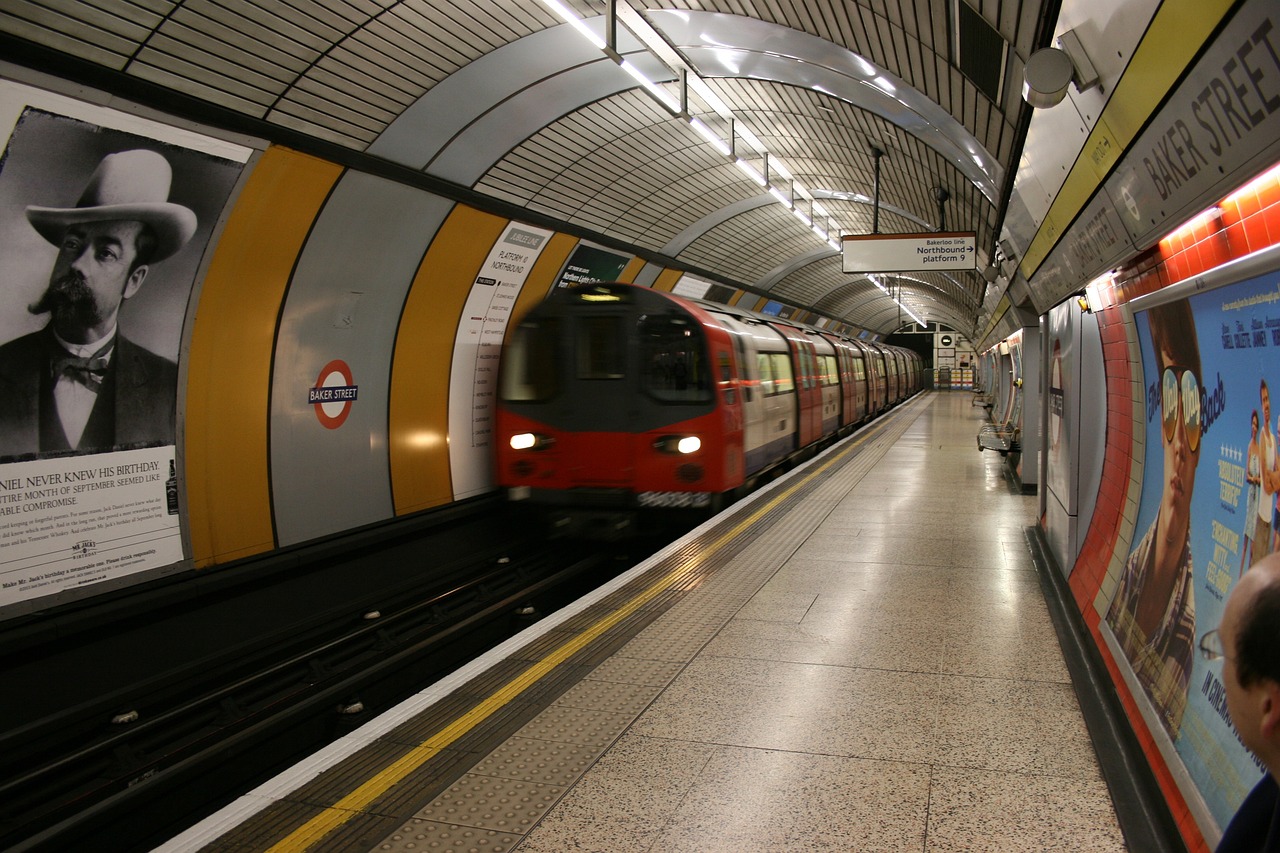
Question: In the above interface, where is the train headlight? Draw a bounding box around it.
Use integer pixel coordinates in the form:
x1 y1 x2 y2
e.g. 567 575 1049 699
654 435 701 454
510 432 554 450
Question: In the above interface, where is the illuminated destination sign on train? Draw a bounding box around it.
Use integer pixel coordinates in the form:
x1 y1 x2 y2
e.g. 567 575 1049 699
842 231 977 273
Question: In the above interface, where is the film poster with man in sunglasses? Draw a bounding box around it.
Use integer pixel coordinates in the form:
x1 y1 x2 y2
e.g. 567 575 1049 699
1104 265 1280 833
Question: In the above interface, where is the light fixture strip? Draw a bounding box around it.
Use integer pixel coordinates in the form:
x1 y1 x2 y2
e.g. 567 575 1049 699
690 117 731 157
869 275 925 326
545 0 867 296
542 0 606 49
619 58 681 112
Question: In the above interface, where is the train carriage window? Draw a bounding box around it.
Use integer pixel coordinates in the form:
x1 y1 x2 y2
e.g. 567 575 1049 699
639 314 711 402
756 353 774 396
853 356 866 381
771 354 794 394
577 317 625 380
500 318 561 402
820 355 839 387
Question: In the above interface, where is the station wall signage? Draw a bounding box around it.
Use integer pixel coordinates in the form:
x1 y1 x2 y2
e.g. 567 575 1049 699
842 231 977 273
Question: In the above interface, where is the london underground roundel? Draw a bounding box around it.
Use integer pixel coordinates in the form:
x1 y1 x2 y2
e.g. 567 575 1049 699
309 360 358 430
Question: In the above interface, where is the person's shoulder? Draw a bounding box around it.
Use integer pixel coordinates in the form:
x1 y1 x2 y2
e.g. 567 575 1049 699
115 334 175 365
1217 774 1280 853
114 335 177 383
0 329 45 351
0 330 48 368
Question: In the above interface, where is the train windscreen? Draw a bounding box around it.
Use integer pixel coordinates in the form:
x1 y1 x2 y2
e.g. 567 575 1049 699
577 317 625 379
639 314 711 403
500 317 561 402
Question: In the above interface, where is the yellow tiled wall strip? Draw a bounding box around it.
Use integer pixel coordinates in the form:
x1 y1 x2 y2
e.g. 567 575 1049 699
1020 0 1237 278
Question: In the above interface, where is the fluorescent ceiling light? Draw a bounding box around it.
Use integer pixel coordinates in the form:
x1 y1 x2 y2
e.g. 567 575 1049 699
541 0 606 49
690 117 731 156
620 59 680 112
736 158 767 186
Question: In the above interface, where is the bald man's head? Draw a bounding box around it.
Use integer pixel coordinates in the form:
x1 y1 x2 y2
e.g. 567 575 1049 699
1221 553 1280 776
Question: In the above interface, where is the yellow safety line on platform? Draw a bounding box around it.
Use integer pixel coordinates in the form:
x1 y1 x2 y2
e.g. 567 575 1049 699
265 395 927 852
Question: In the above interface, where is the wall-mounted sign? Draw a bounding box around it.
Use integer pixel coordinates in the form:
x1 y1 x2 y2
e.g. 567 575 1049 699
449 223 554 500
0 79 250 613
310 360 357 429
842 231 977 272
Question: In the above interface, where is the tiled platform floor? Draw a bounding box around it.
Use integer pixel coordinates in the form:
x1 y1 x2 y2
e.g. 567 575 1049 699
507 391 1126 852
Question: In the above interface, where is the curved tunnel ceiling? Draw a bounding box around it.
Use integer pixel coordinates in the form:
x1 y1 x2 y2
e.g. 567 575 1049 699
0 0 1053 338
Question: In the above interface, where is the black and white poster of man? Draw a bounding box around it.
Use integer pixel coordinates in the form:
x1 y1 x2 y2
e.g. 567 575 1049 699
0 82 250 611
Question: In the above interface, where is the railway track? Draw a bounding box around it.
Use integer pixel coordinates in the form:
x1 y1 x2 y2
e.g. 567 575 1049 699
0 502 659 852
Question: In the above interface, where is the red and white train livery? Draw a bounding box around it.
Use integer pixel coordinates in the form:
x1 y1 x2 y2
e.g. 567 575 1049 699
495 282 923 535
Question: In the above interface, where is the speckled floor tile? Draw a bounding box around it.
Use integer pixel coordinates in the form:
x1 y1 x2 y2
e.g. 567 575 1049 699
629 656 943 763
707 612 947 673
513 733 715 853
926 766 1126 852
730 590 819 623
652 747 932 852
933 675 1100 777
939 630 1070 682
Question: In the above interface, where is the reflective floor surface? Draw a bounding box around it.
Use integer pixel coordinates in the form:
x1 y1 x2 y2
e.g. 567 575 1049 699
414 391 1126 852
170 391 1128 853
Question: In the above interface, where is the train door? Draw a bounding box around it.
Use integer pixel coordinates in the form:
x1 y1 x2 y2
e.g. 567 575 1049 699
566 311 637 485
772 324 820 448
884 347 901 402
850 346 868 422
757 344 796 468
711 312 776 476
811 335 840 437
711 316 754 489
871 348 889 409
819 333 854 429
837 344 855 428
855 341 885 414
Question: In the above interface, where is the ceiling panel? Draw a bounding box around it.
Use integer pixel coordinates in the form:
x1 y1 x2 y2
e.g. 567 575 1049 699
0 0 1053 336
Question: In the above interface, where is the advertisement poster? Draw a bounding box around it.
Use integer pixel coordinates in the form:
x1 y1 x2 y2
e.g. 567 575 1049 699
1103 267 1280 831
0 82 249 609
448 223 553 499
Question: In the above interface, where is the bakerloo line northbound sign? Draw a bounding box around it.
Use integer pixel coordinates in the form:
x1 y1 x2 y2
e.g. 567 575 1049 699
841 232 978 273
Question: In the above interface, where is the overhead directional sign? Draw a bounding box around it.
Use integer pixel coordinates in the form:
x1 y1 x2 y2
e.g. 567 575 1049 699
842 231 977 273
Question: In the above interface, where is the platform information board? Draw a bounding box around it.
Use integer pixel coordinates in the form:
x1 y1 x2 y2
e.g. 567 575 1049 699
842 231 977 272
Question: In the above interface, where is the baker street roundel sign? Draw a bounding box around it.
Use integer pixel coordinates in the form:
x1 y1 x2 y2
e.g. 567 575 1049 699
309 360 358 429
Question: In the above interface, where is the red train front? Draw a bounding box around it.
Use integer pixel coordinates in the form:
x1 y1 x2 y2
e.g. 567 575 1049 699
495 282 744 536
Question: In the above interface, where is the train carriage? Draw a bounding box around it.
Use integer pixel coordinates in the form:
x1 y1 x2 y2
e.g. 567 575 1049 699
496 282 920 536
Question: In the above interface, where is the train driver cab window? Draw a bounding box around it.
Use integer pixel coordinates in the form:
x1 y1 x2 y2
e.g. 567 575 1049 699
577 317 625 380
500 318 561 402
639 314 711 402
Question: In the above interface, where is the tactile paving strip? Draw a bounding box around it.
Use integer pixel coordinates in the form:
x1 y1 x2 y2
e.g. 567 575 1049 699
206 397 930 853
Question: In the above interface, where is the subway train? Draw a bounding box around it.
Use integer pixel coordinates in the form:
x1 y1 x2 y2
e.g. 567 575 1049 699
495 282 923 536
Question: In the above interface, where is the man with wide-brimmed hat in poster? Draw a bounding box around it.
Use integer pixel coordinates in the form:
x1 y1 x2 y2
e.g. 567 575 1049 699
0 148 196 459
